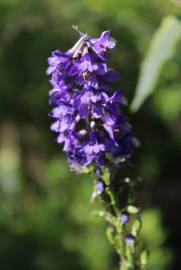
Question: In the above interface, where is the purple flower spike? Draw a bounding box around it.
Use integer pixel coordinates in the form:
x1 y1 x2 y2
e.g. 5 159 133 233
47 27 134 172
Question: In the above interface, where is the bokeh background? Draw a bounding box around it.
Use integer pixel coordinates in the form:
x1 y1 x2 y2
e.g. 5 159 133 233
0 0 181 269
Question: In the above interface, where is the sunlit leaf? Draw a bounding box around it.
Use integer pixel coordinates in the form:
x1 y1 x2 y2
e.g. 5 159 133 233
131 15 181 112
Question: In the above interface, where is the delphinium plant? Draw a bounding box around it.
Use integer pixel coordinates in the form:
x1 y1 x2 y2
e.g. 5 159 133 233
47 26 149 270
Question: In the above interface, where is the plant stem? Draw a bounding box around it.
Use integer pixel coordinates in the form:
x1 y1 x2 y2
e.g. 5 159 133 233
92 167 149 270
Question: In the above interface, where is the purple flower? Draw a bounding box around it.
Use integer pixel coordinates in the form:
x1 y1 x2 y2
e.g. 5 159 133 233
121 212 129 224
96 181 105 194
47 50 71 75
47 27 134 172
125 234 135 245
90 31 116 59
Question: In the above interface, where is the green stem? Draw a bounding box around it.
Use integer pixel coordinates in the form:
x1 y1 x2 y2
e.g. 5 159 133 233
92 167 149 270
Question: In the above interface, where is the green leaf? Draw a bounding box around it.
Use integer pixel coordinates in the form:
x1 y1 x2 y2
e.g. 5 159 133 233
131 15 181 112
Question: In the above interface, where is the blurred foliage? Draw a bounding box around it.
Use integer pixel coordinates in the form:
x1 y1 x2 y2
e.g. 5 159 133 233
131 15 181 112
0 0 181 270
141 210 172 270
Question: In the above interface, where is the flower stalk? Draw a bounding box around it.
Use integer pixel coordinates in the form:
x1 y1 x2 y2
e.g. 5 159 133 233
92 167 148 270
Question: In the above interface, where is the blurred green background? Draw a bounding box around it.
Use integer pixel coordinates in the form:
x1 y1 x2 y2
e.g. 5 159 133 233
0 0 180 269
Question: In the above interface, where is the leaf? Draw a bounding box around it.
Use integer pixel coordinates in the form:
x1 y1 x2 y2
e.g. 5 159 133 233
131 15 181 112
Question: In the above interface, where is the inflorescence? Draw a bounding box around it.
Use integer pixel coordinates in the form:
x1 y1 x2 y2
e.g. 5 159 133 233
47 27 134 172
